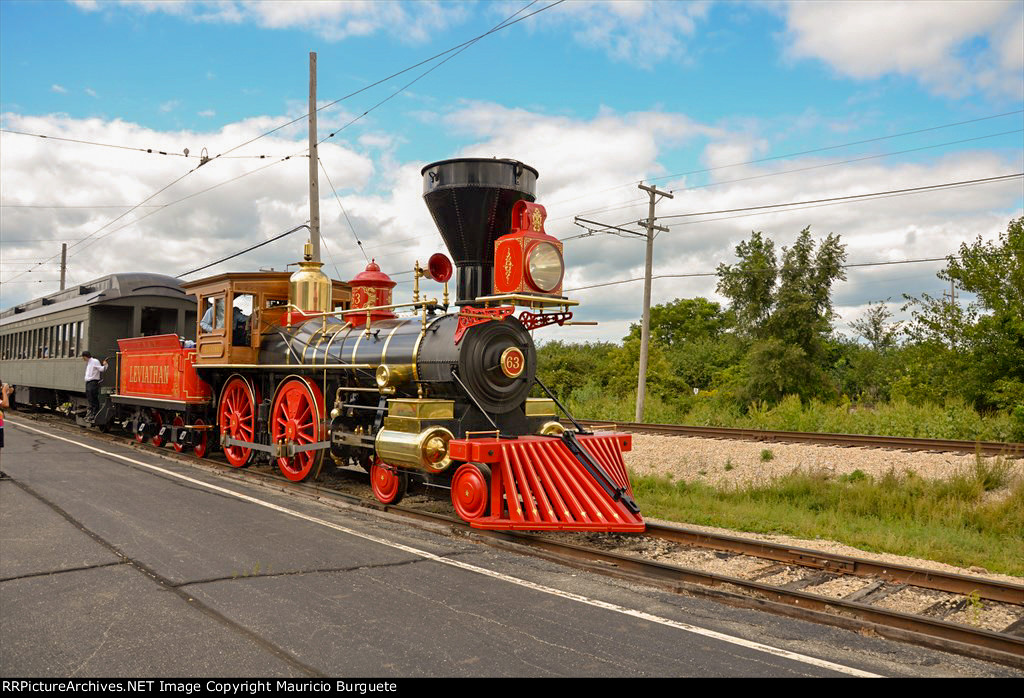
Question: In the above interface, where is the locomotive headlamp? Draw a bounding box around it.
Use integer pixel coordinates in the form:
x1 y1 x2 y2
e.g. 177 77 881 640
492 201 566 298
525 242 563 293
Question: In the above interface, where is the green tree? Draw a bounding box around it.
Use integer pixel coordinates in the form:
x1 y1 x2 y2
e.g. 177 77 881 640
897 217 1023 438
625 297 735 346
944 216 1024 415
849 300 901 351
717 227 847 405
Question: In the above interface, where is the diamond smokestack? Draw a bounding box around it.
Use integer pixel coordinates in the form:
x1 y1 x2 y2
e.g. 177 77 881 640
422 158 538 305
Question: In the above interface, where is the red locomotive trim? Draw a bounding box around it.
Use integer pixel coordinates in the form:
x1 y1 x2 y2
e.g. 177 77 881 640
453 306 515 344
518 310 573 332
448 432 644 532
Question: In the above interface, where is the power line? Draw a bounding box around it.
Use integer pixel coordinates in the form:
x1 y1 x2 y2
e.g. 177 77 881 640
176 224 310 279
208 0 562 161
0 204 165 209
0 128 292 159
561 127 1024 222
315 1 555 150
318 157 368 263
655 173 1023 222
3 4 562 284
552 108 1024 217
569 170 1024 241
654 109 1024 184
566 256 960 292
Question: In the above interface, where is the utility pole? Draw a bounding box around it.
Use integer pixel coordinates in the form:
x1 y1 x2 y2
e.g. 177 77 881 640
59 243 67 290
635 182 672 422
308 51 321 263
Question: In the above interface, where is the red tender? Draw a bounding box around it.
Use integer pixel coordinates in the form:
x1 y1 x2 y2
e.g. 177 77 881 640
117 334 212 403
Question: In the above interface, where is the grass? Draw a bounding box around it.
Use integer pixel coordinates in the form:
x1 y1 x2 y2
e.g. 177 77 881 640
566 388 1021 442
630 457 1024 576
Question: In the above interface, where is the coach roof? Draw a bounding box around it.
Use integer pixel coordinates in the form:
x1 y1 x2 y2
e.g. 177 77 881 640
0 273 190 326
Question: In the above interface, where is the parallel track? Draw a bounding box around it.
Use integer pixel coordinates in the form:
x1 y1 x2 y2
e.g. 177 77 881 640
579 420 1024 457
9 411 1024 669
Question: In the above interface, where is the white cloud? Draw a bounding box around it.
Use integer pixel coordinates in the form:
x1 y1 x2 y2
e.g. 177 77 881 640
159 100 180 113
50 84 67 94
84 88 98 98
503 0 712 66
1 105 1020 345
783 0 1024 99
73 0 470 43
198 109 216 118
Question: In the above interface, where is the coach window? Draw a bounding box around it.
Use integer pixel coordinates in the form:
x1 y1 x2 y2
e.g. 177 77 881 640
69 323 77 357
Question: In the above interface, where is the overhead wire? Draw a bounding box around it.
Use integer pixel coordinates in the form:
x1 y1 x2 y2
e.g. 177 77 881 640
204 0 561 161
0 128 292 159
176 224 311 279
554 108 1024 216
314 1 555 149
3 1 563 289
318 157 369 263
566 256 961 293
557 127 1024 222
562 172 1023 241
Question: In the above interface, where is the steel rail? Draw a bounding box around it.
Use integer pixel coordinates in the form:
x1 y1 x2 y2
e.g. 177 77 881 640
644 522 1024 605
579 420 1024 457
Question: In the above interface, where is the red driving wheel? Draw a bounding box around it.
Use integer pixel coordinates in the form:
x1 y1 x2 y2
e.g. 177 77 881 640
370 460 407 505
218 376 259 468
271 377 324 482
451 463 491 522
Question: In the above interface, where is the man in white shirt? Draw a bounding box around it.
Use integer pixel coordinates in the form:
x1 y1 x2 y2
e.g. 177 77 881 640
82 350 107 419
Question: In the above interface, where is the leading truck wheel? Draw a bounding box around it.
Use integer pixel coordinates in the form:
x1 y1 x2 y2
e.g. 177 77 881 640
271 377 324 482
218 376 259 468
150 411 165 447
451 463 491 522
192 417 209 459
370 460 407 505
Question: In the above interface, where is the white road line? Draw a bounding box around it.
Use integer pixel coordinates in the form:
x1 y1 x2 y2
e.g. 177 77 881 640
8 419 882 677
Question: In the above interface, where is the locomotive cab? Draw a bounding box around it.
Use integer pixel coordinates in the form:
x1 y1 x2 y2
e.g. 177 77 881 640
180 272 351 365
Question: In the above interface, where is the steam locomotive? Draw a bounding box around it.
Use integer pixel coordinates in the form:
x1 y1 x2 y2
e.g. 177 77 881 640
3 158 644 533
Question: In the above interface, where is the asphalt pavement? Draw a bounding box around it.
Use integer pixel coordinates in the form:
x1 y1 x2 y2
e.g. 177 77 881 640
1 416 1020 678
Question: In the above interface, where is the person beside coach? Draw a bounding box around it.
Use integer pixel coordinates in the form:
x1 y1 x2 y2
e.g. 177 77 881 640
81 351 107 420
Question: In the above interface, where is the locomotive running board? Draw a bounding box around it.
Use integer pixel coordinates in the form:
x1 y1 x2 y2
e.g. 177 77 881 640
450 433 645 532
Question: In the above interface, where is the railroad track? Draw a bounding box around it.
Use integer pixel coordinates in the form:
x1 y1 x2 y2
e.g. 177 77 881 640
579 420 1024 457
9 411 1024 669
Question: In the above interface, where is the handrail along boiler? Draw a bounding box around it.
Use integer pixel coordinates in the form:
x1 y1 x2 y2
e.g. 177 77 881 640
114 158 644 532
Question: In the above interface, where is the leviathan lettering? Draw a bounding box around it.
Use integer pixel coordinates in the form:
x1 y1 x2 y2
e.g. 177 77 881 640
130 364 171 384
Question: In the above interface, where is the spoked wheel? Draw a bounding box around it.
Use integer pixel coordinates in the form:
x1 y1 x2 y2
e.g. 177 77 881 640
370 460 408 505
271 377 325 482
218 376 259 468
451 463 491 522
134 416 147 443
150 411 165 447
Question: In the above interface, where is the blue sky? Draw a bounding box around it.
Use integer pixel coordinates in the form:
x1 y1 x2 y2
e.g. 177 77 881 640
2 1 1022 341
